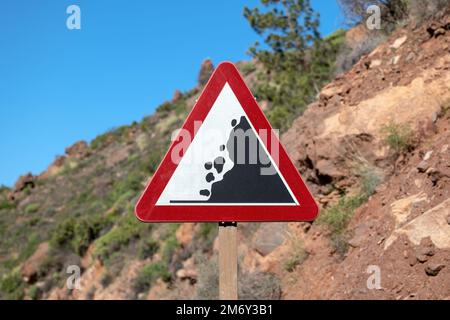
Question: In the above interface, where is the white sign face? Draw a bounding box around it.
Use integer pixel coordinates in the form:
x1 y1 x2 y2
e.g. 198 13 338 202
157 83 297 206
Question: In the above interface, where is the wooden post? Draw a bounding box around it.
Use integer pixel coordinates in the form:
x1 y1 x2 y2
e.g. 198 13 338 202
218 222 238 300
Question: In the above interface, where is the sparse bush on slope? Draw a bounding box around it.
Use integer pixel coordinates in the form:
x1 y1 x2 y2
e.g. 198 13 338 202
380 121 415 154
317 162 382 256
134 262 171 294
50 214 109 256
0 272 25 300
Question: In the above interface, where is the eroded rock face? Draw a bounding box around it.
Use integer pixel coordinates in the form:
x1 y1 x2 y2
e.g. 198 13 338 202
252 223 287 256
282 23 450 191
65 141 89 159
21 242 50 283
386 198 450 250
13 173 35 193
8 173 36 201
172 90 183 103
198 59 214 87
276 14 450 300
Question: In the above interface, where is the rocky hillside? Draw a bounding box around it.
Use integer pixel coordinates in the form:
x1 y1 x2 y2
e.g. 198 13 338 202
1 10 450 300
280 12 450 299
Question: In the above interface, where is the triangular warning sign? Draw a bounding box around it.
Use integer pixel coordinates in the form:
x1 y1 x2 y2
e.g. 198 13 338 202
135 62 318 222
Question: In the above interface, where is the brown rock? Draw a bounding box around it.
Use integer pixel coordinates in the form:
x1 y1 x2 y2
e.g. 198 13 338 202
408 254 417 267
348 222 372 248
434 28 446 38
417 160 429 173
65 141 89 159
446 215 450 225
53 156 67 167
405 52 415 63
390 35 407 49
198 59 214 87
172 90 183 103
176 268 197 281
416 254 429 263
300 222 312 233
426 167 450 185
105 145 132 168
425 263 445 276
40 156 67 179
13 173 35 193
369 59 382 69
9 173 36 200
315 159 344 181
176 257 197 282
176 223 195 247
420 243 435 257
415 237 435 263
319 85 343 101
21 242 50 283
252 223 287 256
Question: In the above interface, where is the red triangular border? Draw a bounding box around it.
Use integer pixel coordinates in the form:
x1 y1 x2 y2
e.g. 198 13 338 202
135 62 318 222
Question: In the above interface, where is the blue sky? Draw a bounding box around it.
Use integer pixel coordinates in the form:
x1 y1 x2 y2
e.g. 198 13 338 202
0 0 343 187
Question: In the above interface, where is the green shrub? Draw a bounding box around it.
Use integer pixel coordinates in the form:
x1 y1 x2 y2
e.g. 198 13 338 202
317 193 367 256
141 150 164 175
197 223 217 248
284 241 308 273
161 233 179 265
134 262 171 293
359 165 382 197
0 272 25 300
94 228 134 262
317 194 366 236
90 133 111 150
72 217 108 255
137 238 160 260
330 233 350 257
29 285 41 300
156 101 173 115
173 100 188 116
0 200 16 211
51 215 108 255
25 203 40 214
94 214 145 262
19 233 40 261
267 106 291 131
380 121 414 154
50 218 75 248
107 171 144 205
240 62 257 75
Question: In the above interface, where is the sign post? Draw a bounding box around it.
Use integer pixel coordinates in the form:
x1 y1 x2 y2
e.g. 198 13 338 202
218 222 237 300
135 61 318 300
